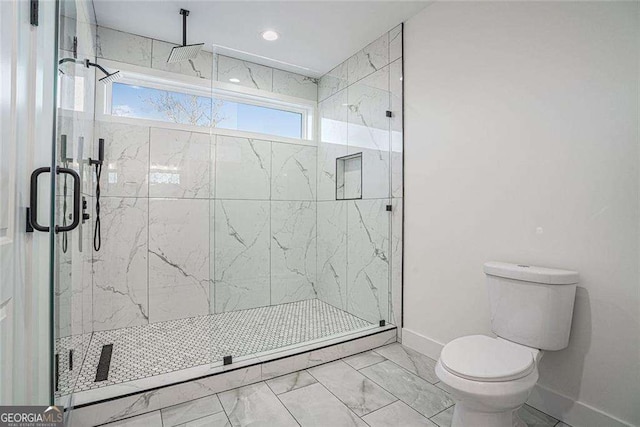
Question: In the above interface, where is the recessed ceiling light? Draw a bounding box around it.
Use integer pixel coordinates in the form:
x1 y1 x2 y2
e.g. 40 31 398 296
229 78 240 83
261 30 279 41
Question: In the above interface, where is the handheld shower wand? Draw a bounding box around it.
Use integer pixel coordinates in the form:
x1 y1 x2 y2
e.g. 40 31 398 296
89 139 104 251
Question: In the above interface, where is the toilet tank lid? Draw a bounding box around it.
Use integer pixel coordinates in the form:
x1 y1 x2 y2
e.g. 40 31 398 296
483 262 579 285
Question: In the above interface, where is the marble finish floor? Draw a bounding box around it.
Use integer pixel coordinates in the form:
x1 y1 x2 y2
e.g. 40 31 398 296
100 343 569 427
56 299 372 396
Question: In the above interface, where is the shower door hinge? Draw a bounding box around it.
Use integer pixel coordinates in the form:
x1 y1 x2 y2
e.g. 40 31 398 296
379 320 386 327
385 110 393 118
30 0 38 26
223 355 232 365
386 204 392 212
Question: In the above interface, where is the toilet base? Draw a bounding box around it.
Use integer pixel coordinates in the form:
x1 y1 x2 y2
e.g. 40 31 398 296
451 404 527 427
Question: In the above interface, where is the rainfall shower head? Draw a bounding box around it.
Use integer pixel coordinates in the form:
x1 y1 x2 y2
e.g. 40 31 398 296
85 60 122 85
167 9 204 63
99 70 121 84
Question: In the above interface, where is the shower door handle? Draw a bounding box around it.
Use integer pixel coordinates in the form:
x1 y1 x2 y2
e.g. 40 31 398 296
28 166 81 233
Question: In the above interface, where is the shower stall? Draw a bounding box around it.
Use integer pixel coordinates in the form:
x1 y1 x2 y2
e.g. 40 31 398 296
50 0 403 422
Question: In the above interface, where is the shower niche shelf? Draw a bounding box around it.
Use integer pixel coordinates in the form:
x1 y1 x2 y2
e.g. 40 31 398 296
336 152 362 200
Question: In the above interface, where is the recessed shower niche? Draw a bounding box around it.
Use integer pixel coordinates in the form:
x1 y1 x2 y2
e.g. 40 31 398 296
336 152 363 200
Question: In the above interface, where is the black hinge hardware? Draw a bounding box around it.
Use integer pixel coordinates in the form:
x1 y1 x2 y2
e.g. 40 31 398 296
30 0 38 26
386 110 393 118
379 320 386 327
69 349 74 371
73 36 78 59
223 355 232 365
386 205 392 212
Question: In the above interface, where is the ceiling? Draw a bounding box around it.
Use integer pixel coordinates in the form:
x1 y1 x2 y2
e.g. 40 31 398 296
92 1 430 77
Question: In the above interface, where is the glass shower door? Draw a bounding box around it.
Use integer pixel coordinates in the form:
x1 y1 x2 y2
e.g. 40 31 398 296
53 0 97 406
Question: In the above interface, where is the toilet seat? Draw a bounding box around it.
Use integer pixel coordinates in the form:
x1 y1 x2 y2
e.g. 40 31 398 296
440 335 535 382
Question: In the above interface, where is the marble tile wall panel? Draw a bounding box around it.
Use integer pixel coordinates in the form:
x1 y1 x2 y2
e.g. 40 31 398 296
214 200 270 313
318 90 349 201
149 199 210 323
347 67 391 200
215 136 271 200
93 197 149 331
217 55 273 91
271 201 317 304
390 59 403 198
391 198 403 335
348 32 389 85
347 199 390 324
271 143 317 201
316 201 347 310
96 26 152 67
318 61 348 102
151 40 214 79
272 69 318 101
389 25 403 63
95 121 150 198
149 128 210 199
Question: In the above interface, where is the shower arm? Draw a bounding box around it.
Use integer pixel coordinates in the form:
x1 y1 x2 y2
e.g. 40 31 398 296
85 59 110 76
181 8 189 46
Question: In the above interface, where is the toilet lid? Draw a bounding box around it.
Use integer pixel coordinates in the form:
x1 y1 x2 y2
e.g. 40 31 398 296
440 335 535 382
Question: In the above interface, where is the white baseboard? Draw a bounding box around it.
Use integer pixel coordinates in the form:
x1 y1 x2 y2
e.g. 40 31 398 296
400 328 633 427
401 327 444 360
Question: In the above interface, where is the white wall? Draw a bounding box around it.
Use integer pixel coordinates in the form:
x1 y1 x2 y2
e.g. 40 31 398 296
404 2 639 426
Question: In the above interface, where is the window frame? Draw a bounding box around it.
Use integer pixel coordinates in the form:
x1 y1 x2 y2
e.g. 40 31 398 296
95 59 316 145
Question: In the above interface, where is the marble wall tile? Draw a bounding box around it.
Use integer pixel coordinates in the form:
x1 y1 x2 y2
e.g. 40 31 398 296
96 121 150 198
214 200 270 312
316 201 347 310
96 26 152 67
151 40 214 79
149 128 210 199
307 360 396 416
271 143 316 201
217 55 273 91
272 69 318 101
93 197 149 331
279 383 367 427
390 199 403 337
348 67 390 199
390 59 403 198
348 33 389 85
149 199 210 323
215 136 271 200
318 90 348 201
389 25 403 63
218 382 298 427
318 61 348 102
347 199 390 324
271 201 317 304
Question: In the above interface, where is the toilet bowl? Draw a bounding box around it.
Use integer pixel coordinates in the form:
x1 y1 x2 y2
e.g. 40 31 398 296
436 262 578 427
435 335 542 427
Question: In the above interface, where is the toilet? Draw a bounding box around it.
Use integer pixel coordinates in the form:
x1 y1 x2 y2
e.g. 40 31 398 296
435 262 578 427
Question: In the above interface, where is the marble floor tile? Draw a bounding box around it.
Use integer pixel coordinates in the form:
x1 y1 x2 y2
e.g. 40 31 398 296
361 360 453 418
103 410 162 427
218 382 297 427
363 400 437 427
554 423 571 427
308 360 396 416
343 350 386 370
160 394 223 427
175 412 231 427
429 406 454 427
278 382 367 427
518 404 559 426
265 371 317 395
373 343 439 384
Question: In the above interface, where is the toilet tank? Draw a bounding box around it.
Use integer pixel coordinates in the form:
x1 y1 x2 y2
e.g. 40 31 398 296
484 262 578 351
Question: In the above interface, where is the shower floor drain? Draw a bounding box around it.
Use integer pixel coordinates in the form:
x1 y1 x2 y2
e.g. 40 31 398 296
55 299 372 396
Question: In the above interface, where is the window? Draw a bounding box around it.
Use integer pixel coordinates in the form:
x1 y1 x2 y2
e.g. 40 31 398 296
102 63 313 141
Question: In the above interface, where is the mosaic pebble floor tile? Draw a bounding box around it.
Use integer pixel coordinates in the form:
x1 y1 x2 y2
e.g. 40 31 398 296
55 299 372 396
